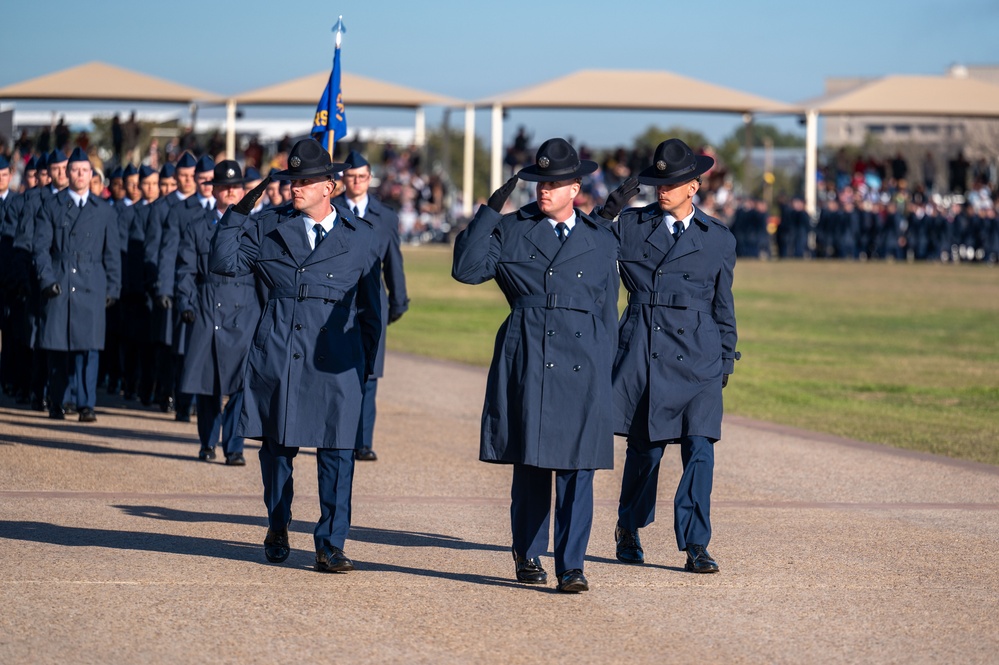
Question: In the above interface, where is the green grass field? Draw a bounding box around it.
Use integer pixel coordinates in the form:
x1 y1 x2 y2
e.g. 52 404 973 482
389 245 999 465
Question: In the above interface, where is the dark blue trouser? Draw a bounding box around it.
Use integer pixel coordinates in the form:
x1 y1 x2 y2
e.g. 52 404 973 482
259 439 355 552
354 377 378 451
195 390 244 454
48 350 98 411
511 464 595 575
617 435 714 551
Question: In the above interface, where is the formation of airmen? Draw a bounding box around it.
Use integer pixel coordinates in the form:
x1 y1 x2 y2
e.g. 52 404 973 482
0 144 407 467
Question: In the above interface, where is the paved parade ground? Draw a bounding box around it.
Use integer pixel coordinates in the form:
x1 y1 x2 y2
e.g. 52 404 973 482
1 352 998 664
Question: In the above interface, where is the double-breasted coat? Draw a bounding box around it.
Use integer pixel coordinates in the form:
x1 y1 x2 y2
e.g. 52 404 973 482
32 190 122 351
208 203 381 449
612 203 738 443
334 193 408 378
452 203 620 471
158 196 207 352
176 207 263 396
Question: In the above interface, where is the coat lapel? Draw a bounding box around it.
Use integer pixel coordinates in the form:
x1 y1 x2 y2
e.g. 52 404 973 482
274 214 312 264
551 215 597 267
525 216 562 263
643 208 674 259
303 215 351 266
663 210 709 263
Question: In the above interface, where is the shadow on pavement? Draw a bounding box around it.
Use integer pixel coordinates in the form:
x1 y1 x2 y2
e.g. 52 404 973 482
0 520 262 563
0 432 202 463
1 417 198 446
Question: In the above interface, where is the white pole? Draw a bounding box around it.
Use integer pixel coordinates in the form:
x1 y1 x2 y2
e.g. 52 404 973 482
490 103 503 193
414 107 426 147
463 104 475 217
805 109 818 218
225 99 237 160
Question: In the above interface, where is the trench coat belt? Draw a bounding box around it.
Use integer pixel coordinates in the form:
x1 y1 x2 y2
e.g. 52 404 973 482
51 251 98 262
268 284 341 302
628 291 712 312
512 294 595 314
195 274 254 287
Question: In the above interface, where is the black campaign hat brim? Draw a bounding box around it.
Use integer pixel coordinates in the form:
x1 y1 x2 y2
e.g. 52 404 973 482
517 160 598 183
637 155 714 186
269 162 351 181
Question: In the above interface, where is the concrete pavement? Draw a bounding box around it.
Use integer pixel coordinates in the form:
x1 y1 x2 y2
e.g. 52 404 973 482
1 352 997 664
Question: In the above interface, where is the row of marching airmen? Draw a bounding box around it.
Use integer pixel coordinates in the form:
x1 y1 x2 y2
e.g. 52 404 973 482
0 134 738 594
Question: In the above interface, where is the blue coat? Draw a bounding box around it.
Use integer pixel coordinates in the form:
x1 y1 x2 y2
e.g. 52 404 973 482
159 196 210 353
176 208 263 396
32 191 122 351
334 194 408 378
209 203 381 449
612 203 738 443
452 203 620 471
144 191 186 345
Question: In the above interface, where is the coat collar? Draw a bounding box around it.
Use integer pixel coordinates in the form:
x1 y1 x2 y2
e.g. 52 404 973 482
273 205 357 265
519 202 598 265
640 203 711 263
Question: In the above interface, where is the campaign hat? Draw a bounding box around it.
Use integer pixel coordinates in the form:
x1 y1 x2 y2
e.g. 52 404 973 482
269 138 349 181
206 160 245 186
637 138 714 186
516 138 597 183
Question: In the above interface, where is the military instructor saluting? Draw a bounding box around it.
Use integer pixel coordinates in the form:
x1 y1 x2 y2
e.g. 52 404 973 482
453 138 620 593
209 139 380 573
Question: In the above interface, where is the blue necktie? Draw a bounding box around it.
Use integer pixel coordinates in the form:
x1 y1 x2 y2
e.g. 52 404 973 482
673 221 684 240
314 223 326 246
556 222 568 243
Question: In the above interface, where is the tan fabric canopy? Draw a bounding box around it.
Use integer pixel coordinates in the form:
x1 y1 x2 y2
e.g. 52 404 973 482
803 74 999 117
234 71 462 107
479 69 792 114
0 61 221 104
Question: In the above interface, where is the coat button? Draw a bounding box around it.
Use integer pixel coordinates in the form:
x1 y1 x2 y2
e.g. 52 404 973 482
216 302 222 307
657 269 663 276
651 352 659 359
576 271 583 278
683 273 690 280
70 287 75 292
298 268 305 273
320 327 327 333
575 331 582 338
573 365 581 371
281 250 287 255
548 269 554 275
546 330 555 336
653 325 661 331
214 325 219 330
545 362 554 368
643 252 649 258
295 324 302 330
529 254 536 259
71 268 77 273
677 355 684 361
293 353 302 359
327 273 333 278
677 327 684 335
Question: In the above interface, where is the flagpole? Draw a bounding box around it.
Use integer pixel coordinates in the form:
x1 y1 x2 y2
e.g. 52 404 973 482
328 17 343 158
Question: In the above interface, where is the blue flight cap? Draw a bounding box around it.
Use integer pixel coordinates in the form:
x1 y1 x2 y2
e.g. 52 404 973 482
194 155 214 174
123 163 138 177
109 166 124 180
139 165 157 180
176 152 197 169
160 163 177 179
68 147 89 164
0 155 10 170
244 166 262 181
345 150 369 170
48 148 68 165
35 153 49 170
25 155 38 171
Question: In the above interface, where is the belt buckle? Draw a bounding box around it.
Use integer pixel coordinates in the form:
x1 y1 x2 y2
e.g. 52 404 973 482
298 284 309 300
649 292 660 306
545 293 557 309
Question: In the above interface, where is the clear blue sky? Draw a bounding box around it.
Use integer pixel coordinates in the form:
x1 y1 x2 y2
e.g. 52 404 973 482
1 0 997 147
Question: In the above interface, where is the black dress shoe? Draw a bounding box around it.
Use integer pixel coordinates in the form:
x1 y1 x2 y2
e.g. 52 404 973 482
353 448 377 461
615 525 645 564
685 544 719 573
78 407 97 423
513 549 548 584
225 452 246 466
62 402 77 414
48 409 65 420
263 526 290 563
198 446 217 461
556 569 589 593
315 545 354 573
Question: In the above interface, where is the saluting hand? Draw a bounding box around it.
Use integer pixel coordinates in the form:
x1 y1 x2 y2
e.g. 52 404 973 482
232 175 272 215
598 176 640 220
487 176 518 213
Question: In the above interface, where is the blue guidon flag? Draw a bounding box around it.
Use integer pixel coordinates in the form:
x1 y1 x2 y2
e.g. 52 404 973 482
312 16 347 153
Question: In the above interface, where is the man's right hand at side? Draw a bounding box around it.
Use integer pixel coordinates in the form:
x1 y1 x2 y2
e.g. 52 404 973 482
41 282 61 299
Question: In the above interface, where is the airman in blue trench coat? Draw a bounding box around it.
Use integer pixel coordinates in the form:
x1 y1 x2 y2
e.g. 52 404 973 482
452 138 620 593
32 148 122 422
334 149 410 462
176 161 263 465
209 139 380 573
601 139 739 574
